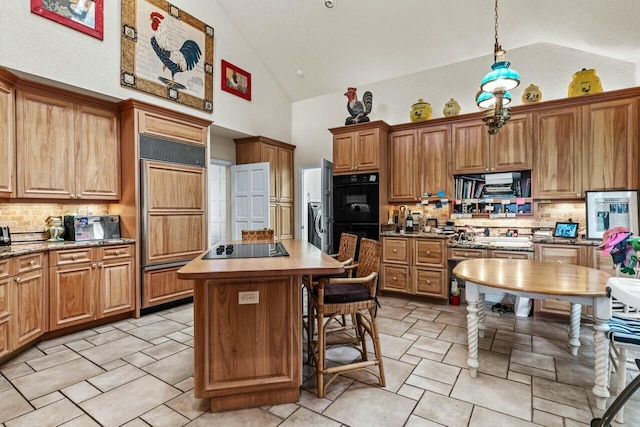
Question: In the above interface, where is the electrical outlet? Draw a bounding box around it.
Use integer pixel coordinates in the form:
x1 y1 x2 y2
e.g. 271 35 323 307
238 291 259 305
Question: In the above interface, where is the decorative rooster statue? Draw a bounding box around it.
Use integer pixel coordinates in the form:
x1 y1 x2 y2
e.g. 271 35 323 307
149 11 202 89
344 87 373 125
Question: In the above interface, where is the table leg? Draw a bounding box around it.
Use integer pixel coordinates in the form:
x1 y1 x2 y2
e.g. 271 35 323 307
569 303 582 356
465 283 480 378
478 293 486 339
592 317 611 410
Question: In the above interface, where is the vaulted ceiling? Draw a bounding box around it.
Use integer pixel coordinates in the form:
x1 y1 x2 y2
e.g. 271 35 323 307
215 0 640 102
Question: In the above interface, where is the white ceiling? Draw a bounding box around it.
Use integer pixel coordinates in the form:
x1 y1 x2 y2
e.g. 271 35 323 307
215 0 640 102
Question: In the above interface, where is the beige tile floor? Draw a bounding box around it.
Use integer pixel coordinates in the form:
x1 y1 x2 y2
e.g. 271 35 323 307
0 295 639 426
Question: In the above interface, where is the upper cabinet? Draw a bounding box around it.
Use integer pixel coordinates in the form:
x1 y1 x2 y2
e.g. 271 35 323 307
330 121 389 175
388 125 450 202
451 113 532 174
0 71 16 197
15 84 120 200
235 136 296 240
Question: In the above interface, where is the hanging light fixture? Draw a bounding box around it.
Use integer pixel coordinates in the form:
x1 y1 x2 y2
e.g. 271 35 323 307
476 0 520 134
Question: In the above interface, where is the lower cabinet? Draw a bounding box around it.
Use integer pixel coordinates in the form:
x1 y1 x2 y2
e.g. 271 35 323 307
380 236 448 299
49 245 134 330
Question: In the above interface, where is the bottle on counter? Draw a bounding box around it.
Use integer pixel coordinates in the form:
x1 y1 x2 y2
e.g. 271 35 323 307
406 210 413 232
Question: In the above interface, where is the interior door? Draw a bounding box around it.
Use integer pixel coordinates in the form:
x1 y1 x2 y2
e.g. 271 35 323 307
321 158 333 253
230 162 270 240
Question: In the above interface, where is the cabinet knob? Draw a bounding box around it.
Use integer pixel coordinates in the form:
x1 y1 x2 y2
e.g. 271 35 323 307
30 260 35 265
426 251 431 255
392 276 397 281
71 194 76 199
485 168 489 172
15 277 21 283
577 193 582 198
98 262 103 268
92 263 97 269
393 249 397 253
556 260 562 263
354 166 358 170
77 194 82 199
490 168 496 171
72 255 78 260
464 252 469 257
508 256 513 260
426 280 431 284
115 250 120 255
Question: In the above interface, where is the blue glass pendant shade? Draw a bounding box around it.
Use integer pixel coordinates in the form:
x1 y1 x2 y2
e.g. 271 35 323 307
480 61 520 92
475 90 512 109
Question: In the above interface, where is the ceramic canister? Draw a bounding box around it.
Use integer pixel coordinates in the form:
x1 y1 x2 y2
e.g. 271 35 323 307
410 99 432 122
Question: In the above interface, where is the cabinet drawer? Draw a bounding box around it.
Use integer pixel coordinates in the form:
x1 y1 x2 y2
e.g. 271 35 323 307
0 259 10 278
51 248 93 266
491 250 533 260
15 253 44 274
415 240 445 267
382 238 410 264
381 264 410 293
100 245 133 260
413 267 447 299
535 244 581 265
448 248 486 260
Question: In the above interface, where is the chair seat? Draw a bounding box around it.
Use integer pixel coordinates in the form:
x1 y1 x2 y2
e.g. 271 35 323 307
609 315 640 346
313 283 371 304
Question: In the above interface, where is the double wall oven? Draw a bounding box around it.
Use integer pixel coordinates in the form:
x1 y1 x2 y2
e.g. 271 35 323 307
332 172 380 255
139 135 207 309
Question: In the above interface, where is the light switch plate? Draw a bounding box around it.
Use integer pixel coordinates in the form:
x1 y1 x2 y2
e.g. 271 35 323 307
238 291 259 304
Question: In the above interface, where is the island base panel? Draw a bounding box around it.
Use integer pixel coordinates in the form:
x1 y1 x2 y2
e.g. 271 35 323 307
210 387 299 412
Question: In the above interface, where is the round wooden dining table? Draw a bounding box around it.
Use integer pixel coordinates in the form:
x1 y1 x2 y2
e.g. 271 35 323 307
453 258 613 410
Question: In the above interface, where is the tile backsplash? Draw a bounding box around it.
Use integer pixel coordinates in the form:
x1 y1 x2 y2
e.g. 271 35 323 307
0 203 110 232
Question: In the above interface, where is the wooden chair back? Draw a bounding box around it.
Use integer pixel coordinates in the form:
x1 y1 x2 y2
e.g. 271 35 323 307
354 238 382 296
336 233 358 264
241 229 275 241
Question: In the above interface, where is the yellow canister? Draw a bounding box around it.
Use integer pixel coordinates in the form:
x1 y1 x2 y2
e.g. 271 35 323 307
410 99 432 122
521 84 542 103
442 98 461 117
568 68 603 97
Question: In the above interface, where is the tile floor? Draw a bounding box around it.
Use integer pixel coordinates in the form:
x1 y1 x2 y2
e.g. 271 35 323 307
0 295 639 426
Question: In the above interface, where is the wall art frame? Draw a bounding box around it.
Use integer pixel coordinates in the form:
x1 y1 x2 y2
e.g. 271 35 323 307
31 0 104 40
121 0 214 112
221 60 251 101
585 190 640 240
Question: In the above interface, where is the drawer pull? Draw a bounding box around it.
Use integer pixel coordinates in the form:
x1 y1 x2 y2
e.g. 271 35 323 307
426 251 431 255
30 260 36 265
464 252 469 257
98 263 103 268
426 280 431 284
393 249 397 253
508 256 513 260
92 263 97 269
392 276 397 281
15 277 21 282
72 255 78 260
556 260 562 263
115 250 121 255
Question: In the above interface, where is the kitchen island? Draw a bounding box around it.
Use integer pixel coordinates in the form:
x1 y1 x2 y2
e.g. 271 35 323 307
177 239 344 412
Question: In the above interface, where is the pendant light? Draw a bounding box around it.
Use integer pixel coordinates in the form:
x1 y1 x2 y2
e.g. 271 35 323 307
476 0 520 134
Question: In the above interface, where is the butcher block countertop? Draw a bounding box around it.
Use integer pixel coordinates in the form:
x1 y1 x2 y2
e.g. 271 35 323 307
177 239 345 280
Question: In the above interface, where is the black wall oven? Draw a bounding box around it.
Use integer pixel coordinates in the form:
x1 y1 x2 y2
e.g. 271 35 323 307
332 173 379 255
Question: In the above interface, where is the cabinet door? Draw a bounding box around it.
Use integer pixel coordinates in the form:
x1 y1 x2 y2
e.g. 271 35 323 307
533 107 582 199
99 257 134 318
418 125 450 200
415 239 445 267
0 278 11 358
490 113 532 172
413 267 447 299
143 265 194 307
269 203 277 237
278 147 294 203
277 202 294 240
388 130 417 201
451 120 489 174
75 105 121 200
49 263 95 330
333 133 355 174
13 270 46 348
583 98 639 192
382 238 409 264
261 144 278 203
534 244 581 317
381 264 410 293
353 129 380 172
16 91 75 198
0 79 15 196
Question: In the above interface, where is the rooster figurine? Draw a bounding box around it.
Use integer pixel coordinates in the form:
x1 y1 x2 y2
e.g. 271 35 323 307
344 87 373 125
150 11 202 90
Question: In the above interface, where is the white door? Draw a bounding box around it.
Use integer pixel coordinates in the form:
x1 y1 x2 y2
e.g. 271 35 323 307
208 161 230 245
230 162 270 240
321 158 333 253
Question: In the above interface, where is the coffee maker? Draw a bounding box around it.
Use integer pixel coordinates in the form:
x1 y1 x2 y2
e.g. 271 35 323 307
0 225 11 246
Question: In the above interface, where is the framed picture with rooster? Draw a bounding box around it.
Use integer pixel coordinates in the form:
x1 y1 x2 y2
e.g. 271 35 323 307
221 60 251 101
31 0 104 40
120 0 215 112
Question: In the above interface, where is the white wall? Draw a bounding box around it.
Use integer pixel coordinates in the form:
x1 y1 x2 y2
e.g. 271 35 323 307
0 0 292 142
290 42 637 237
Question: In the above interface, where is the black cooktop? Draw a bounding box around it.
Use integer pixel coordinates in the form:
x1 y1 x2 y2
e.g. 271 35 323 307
202 242 290 260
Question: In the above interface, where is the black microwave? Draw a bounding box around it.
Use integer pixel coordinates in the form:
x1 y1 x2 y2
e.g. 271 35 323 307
333 173 379 224
63 215 121 241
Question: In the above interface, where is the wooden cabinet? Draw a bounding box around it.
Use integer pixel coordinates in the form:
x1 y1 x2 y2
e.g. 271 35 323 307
15 88 120 200
330 121 389 175
236 136 296 240
0 269 12 358
491 250 533 260
380 237 448 299
0 70 16 197
137 108 208 146
388 125 450 202
451 113 532 174
49 245 134 330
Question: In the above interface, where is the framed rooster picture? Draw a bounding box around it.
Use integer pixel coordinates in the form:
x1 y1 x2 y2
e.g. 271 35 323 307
31 0 104 40
120 0 214 112
221 60 251 101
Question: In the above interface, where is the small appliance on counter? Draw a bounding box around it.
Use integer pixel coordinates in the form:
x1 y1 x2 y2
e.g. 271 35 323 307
0 225 11 246
63 215 121 241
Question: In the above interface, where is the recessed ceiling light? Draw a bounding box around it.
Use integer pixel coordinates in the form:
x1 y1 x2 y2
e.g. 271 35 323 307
296 70 304 77
323 0 335 9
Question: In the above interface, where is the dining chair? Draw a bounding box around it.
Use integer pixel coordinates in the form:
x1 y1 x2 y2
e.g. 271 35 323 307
605 276 640 424
241 228 274 241
307 237 385 398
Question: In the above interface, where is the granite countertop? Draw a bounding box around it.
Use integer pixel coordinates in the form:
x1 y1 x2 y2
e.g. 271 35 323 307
0 239 136 259
447 241 534 252
532 237 601 246
379 232 452 239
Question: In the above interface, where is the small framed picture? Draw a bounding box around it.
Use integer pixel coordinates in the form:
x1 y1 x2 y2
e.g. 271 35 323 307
31 0 104 40
553 222 579 239
221 60 251 101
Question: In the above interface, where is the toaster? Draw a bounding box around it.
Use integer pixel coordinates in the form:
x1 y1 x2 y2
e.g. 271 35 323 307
0 225 11 246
